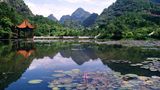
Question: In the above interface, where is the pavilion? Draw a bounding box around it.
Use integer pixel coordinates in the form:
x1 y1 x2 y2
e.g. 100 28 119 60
16 19 35 39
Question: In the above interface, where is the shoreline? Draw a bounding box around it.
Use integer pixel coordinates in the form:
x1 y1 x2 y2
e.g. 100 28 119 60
1 39 160 47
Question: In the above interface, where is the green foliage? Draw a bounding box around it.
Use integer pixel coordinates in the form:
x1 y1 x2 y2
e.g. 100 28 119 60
29 15 82 36
0 0 160 40
95 0 160 40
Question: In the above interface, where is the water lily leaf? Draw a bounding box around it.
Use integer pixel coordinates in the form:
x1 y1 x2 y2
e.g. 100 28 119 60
64 71 72 75
28 79 43 84
54 70 64 73
72 69 80 74
52 74 65 77
52 87 59 90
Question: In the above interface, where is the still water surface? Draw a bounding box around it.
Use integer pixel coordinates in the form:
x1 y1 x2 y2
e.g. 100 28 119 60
0 40 160 90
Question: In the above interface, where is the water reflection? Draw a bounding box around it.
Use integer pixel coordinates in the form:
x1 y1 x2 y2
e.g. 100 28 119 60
0 40 159 90
0 41 35 90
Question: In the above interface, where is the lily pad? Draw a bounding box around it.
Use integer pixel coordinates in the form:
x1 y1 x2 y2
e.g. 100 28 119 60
131 63 143 67
138 76 150 81
140 65 150 69
48 84 56 88
72 69 80 74
125 74 138 78
54 70 64 73
52 74 65 77
52 87 59 90
123 74 138 81
150 67 157 72
28 79 43 84
130 64 137 66
64 71 73 75
60 78 72 84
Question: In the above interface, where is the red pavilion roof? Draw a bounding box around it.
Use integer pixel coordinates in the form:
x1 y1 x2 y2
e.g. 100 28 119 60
17 19 35 29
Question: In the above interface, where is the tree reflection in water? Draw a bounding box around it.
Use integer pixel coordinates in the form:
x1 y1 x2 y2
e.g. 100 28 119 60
0 40 159 90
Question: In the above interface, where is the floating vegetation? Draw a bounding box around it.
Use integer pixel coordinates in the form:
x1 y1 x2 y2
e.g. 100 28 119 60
52 87 59 90
28 80 43 84
147 58 160 61
48 71 122 90
129 58 160 72
52 74 66 77
64 71 72 75
109 60 131 64
58 78 72 84
54 70 64 73
71 69 80 74
48 69 160 90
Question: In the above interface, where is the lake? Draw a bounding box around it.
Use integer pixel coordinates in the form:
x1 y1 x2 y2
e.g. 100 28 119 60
0 40 160 90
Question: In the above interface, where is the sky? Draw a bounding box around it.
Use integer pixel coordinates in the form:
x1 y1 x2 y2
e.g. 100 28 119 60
24 0 116 20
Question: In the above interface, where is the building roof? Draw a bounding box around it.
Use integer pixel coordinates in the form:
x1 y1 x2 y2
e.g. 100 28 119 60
17 19 35 29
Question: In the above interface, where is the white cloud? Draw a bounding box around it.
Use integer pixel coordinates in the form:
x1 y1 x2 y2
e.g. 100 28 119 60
63 0 80 3
28 53 77 70
24 0 116 20
26 2 74 20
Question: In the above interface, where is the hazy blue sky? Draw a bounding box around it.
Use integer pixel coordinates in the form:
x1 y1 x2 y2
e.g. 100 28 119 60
24 0 116 20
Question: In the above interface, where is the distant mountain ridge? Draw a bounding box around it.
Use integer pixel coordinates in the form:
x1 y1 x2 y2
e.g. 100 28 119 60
71 8 91 23
59 15 72 24
59 8 98 28
83 13 98 27
60 8 91 24
48 14 58 21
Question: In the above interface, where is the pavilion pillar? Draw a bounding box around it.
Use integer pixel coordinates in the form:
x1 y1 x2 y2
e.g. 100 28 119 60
31 30 34 38
18 29 20 38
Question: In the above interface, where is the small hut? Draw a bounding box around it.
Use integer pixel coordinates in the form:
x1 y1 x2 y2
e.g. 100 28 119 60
16 19 35 39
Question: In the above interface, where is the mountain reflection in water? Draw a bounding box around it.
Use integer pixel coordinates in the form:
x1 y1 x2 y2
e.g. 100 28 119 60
0 40 159 90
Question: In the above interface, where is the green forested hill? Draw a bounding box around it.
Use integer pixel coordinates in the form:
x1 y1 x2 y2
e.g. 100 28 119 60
0 0 80 38
95 0 160 39
4 0 33 16
0 2 24 38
